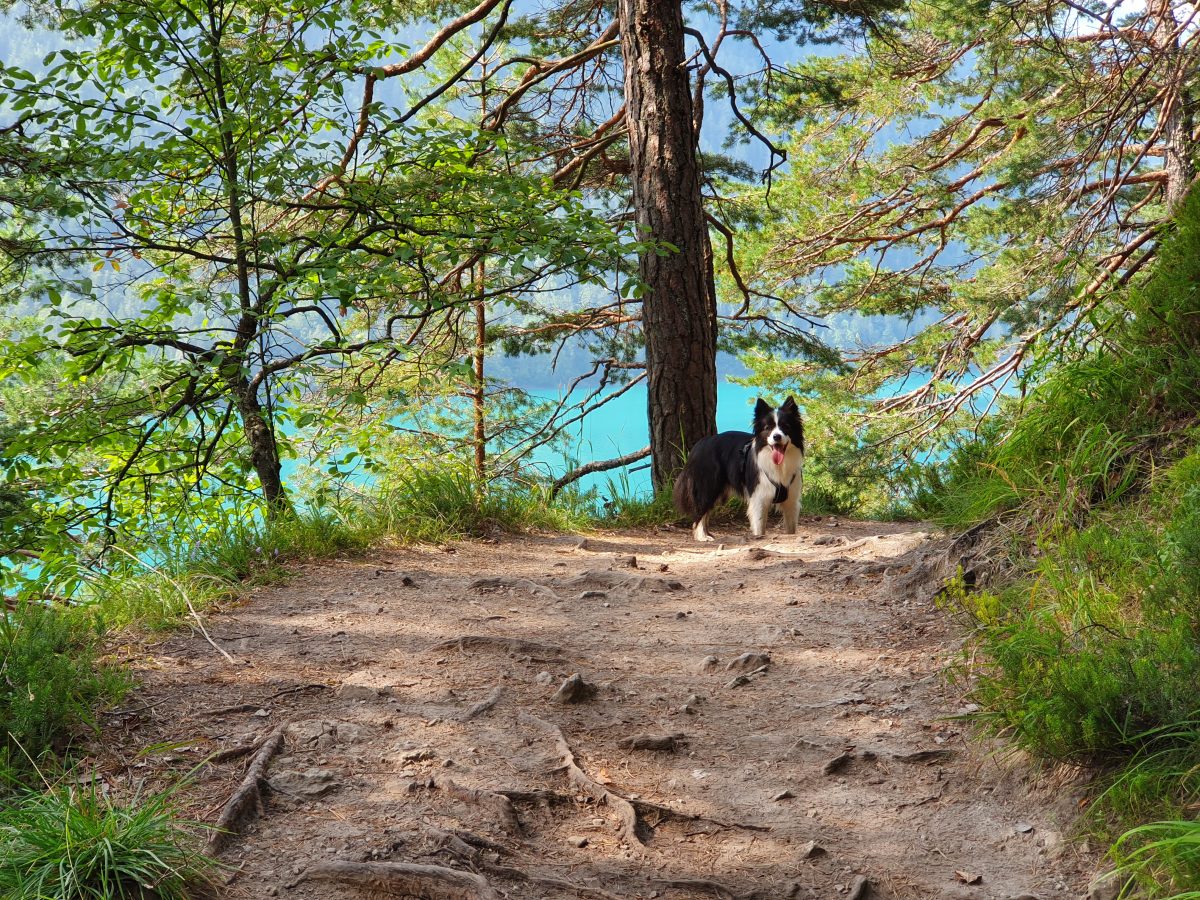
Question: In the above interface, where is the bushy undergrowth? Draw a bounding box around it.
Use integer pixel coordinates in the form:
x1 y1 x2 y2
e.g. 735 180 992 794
0 602 128 773
0 778 214 900
926 192 1200 897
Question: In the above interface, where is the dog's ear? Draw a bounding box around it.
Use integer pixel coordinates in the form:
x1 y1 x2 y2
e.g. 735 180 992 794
781 395 798 411
754 398 772 420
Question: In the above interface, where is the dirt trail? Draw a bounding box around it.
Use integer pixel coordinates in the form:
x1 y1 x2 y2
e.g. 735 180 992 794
99 520 1099 899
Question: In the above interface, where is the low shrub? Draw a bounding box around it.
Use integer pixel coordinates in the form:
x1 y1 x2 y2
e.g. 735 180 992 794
0 602 128 771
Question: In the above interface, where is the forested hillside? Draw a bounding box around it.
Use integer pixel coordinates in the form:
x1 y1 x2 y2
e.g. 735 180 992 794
1 0 1198 897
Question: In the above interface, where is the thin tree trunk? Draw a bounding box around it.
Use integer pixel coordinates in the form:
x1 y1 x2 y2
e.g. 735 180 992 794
228 373 290 513
473 260 487 482
618 0 718 492
208 1 289 516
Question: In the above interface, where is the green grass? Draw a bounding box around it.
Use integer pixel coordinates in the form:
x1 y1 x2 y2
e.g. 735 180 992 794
0 776 215 900
372 461 592 541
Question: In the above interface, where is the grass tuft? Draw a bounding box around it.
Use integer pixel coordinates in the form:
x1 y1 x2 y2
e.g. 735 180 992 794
0 776 216 900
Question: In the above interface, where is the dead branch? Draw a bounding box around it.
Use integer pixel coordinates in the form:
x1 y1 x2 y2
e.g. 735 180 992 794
550 445 651 498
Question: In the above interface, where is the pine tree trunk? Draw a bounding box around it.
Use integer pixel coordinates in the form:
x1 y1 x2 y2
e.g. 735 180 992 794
618 0 718 492
1153 0 1195 212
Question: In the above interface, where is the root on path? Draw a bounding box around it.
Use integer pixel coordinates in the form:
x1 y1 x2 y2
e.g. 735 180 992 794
518 710 646 850
289 861 500 900
206 723 286 855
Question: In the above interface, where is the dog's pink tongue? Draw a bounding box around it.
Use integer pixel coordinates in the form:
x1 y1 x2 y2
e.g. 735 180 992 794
772 448 785 466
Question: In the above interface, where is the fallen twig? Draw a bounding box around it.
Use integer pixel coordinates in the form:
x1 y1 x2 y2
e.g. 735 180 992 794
186 598 239 665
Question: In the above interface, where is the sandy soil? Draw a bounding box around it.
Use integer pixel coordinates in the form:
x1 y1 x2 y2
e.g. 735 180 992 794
95 518 1100 900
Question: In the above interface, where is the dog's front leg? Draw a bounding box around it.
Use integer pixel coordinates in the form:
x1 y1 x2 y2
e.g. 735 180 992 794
747 490 770 538
782 478 802 534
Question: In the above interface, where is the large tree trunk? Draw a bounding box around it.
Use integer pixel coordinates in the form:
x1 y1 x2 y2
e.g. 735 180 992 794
1153 0 1195 212
618 0 718 492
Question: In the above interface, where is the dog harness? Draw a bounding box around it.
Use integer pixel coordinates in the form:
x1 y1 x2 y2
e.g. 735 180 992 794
744 441 797 504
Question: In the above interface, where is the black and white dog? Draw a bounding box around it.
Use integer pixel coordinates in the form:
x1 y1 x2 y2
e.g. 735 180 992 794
672 397 804 542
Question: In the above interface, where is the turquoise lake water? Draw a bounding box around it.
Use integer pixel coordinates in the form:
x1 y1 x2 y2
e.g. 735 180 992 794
529 380 768 498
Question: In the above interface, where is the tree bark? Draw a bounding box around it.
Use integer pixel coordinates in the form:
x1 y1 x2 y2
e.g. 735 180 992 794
207 1 290 516
1152 0 1195 212
228 373 290 514
618 0 717 492
473 261 487 482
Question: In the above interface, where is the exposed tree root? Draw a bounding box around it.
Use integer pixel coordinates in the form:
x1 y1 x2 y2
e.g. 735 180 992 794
289 860 500 900
628 797 770 834
206 723 287 855
428 634 563 659
650 877 751 899
432 776 523 834
460 685 504 721
421 826 621 900
517 711 646 850
486 863 628 900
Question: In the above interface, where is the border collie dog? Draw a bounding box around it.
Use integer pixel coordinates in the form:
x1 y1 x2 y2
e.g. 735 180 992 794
673 397 804 542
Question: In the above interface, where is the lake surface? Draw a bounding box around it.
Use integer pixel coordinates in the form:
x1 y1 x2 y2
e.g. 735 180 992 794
529 380 767 498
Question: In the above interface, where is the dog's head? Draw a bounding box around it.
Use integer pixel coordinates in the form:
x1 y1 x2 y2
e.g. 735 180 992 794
753 397 805 461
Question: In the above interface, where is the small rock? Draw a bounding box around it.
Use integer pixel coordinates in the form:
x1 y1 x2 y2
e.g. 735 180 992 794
252 708 270 717
847 875 870 900
726 651 771 672
822 752 854 775
675 611 687 619
579 590 607 600
799 840 826 859
615 554 638 568
954 870 982 885
535 671 555 685
1085 871 1130 900
1014 821 1035 834
771 789 794 801
401 575 416 587
568 835 589 848
552 673 596 704
699 655 721 673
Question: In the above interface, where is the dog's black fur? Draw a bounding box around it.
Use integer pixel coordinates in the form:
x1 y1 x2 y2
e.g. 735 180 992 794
673 397 805 541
